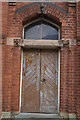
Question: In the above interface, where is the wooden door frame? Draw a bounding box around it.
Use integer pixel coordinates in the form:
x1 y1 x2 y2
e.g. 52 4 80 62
19 18 60 114
19 48 60 114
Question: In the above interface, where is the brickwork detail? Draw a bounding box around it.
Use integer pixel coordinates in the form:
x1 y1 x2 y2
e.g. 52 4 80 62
14 39 21 46
62 39 76 46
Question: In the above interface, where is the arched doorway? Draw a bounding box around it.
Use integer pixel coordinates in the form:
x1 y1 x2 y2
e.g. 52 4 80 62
21 19 60 114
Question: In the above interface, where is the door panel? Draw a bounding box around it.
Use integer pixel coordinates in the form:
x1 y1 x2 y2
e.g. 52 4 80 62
21 49 40 112
21 49 58 113
40 50 58 113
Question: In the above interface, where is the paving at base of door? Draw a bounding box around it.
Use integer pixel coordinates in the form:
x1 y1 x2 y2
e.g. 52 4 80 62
1 113 77 120
1 112 77 120
13 113 64 120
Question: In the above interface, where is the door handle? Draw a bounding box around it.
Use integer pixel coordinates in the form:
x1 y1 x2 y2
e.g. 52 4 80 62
42 78 46 82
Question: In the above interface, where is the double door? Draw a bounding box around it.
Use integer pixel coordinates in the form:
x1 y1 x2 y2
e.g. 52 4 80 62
21 49 58 113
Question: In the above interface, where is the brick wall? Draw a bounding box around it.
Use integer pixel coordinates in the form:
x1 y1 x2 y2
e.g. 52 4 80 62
76 1 80 120
0 2 2 120
2 1 80 119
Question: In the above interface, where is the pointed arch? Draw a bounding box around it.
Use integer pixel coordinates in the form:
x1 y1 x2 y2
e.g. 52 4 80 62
15 2 68 26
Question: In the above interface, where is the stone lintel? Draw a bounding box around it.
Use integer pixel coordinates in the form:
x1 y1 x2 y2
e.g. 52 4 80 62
7 38 63 48
6 38 76 47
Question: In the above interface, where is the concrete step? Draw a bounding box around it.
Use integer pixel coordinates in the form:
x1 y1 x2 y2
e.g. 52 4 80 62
15 113 64 119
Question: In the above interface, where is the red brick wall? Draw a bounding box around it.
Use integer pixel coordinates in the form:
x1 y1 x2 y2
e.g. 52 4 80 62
11 46 21 111
2 2 10 111
60 46 69 113
76 1 80 119
2 2 80 119
0 2 2 119
76 46 80 120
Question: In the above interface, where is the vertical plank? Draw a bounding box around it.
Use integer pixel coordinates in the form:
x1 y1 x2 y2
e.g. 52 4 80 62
21 49 40 112
40 49 58 113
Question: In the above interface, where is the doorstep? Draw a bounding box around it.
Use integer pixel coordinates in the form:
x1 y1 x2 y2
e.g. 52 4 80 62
14 113 64 119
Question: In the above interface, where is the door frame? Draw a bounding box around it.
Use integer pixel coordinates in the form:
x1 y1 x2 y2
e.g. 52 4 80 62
19 48 60 114
19 18 60 114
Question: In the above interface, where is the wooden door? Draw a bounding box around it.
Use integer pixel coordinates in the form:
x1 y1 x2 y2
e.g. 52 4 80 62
21 49 40 112
40 50 58 113
21 49 58 113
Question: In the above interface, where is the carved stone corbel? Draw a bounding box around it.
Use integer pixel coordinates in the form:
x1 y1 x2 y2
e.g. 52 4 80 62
62 39 76 47
14 39 21 46
62 39 69 46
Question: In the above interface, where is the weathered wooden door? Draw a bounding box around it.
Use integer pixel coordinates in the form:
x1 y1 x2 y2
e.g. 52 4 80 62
21 49 40 112
21 49 58 113
40 50 58 113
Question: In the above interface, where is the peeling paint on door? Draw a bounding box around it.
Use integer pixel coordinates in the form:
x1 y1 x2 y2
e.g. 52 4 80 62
21 49 58 113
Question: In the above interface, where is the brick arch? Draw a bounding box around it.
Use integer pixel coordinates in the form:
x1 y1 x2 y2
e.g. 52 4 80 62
15 2 68 26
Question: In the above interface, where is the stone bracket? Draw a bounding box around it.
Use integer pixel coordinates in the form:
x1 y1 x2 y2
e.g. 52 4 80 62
62 39 69 46
7 38 21 46
14 39 22 46
62 39 76 46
